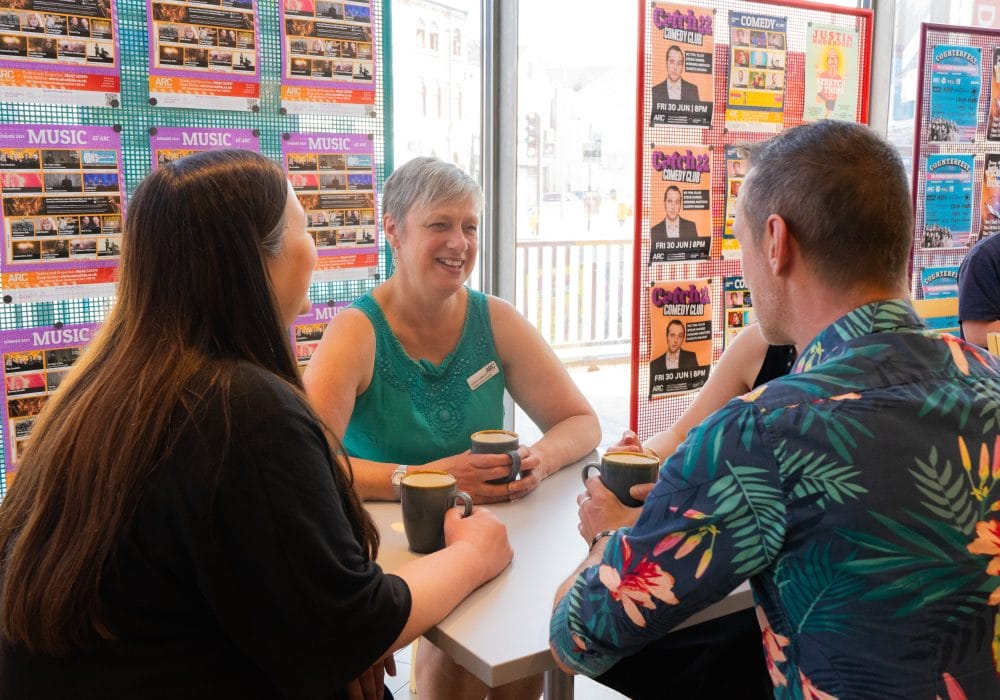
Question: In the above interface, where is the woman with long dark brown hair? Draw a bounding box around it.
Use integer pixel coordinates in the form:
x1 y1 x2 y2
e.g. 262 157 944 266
0 150 512 698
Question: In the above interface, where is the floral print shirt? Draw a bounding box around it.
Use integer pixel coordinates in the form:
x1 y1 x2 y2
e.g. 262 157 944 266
551 301 1000 699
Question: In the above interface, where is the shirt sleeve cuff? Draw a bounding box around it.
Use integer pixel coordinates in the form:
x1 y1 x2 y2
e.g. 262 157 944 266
549 576 621 678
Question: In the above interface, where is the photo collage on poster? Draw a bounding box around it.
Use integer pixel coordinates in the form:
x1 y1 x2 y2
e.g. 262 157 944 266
0 0 121 107
0 323 99 481
147 0 261 110
291 301 347 368
643 3 866 400
0 124 123 296
723 276 753 346
283 132 377 280
648 278 712 399
280 0 374 115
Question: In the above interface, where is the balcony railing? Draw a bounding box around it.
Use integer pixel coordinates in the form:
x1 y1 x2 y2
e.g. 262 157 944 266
515 238 632 355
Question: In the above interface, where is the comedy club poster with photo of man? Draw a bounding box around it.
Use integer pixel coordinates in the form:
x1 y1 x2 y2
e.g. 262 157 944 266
648 3 714 128
648 278 712 399
648 145 711 263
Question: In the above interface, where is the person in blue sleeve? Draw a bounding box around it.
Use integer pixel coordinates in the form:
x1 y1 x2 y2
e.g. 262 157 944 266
552 120 1000 699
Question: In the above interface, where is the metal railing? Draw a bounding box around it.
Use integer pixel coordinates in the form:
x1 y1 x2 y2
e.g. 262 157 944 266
515 238 632 354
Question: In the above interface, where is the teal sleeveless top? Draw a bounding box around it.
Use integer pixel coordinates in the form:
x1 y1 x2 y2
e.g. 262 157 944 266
343 289 506 465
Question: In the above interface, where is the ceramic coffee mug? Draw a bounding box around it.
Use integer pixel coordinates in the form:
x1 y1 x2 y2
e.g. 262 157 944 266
470 429 521 485
400 471 473 554
581 451 660 507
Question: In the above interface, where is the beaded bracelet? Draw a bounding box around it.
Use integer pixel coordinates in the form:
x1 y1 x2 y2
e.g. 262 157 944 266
589 529 616 552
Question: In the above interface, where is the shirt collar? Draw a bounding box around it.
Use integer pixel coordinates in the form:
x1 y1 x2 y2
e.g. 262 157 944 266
792 299 925 374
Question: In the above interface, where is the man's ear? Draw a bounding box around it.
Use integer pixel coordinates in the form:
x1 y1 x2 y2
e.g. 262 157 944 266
764 214 793 276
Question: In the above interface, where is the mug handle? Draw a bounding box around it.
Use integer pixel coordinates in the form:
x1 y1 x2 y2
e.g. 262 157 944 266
581 462 601 486
505 449 522 481
453 491 474 517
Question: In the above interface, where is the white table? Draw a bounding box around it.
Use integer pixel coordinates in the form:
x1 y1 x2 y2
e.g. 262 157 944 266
367 454 754 699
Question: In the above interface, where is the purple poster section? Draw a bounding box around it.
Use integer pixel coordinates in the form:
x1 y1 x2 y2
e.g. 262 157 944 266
146 0 262 112
291 301 348 367
0 124 124 302
1 322 100 482
149 126 260 168
282 132 378 281
0 0 122 108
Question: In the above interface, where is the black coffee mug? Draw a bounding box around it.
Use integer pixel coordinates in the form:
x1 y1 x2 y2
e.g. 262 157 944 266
581 451 660 507
400 471 473 554
470 429 521 485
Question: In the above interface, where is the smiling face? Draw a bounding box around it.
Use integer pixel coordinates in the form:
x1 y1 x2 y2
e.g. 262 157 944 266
388 197 479 295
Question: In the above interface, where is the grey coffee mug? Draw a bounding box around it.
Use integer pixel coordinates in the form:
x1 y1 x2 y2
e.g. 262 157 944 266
400 471 473 554
470 429 521 485
582 451 660 507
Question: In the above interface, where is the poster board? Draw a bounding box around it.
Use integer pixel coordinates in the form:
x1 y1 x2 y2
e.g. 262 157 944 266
910 23 1000 319
631 0 873 440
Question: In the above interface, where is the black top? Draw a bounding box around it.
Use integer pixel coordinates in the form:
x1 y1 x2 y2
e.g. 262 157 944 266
0 363 410 699
752 344 796 389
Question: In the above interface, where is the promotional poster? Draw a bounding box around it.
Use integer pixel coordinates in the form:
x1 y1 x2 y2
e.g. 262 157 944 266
987 48 1000 141
0 0 121 108
0 124 123 300
648 2 714 128
648 278 712 398
282 132 377 280
923 153 975 249
802 23 859 122
149 126 260 168
929 44 981 143
721 145 747 259
0 322 99 483
291 301 347 368
726 10 787 133
981 153 1000 239
723 276 753 347
279 0 375 116
146 0 261 111
647 145 711 264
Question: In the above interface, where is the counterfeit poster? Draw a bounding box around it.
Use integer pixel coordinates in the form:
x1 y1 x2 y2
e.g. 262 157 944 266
279 0 375 117
981 153 1000 239
726 10 786 133
919 266 960 331
723 276 753 347
147 0 261 112
0 0 121 108
929 44 981 143
721 145 747 259
0 322 99 484
149 126 260 169
648 278 712 399
291 301 347 369
647 2 714 128
0 124 123 301
647 145 711 264
282 132 377 281
802 23 858 122
923 153 975 249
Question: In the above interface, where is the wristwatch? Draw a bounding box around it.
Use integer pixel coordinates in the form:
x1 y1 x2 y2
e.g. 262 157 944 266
391 464 408 498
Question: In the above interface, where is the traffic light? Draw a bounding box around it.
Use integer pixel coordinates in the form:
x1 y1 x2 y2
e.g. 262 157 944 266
525 112 539 159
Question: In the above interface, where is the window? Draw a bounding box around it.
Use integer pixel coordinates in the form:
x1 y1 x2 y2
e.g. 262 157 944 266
453 28 462 57
415 18 425 49
417 77 426 117
430 80 441 118
429 22 439 52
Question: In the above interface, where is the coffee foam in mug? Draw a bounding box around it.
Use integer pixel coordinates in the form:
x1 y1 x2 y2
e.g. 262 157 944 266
606 452 658 465
472 431 517 443
403 472 455 488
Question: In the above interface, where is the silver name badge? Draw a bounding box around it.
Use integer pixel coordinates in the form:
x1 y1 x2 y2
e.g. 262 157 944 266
467 360 500 391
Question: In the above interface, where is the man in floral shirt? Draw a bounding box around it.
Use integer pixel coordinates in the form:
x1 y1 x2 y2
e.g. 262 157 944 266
551 121 1000 699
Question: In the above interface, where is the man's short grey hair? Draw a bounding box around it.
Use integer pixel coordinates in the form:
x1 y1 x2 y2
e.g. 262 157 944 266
741 120 913 290
382 156 483 226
